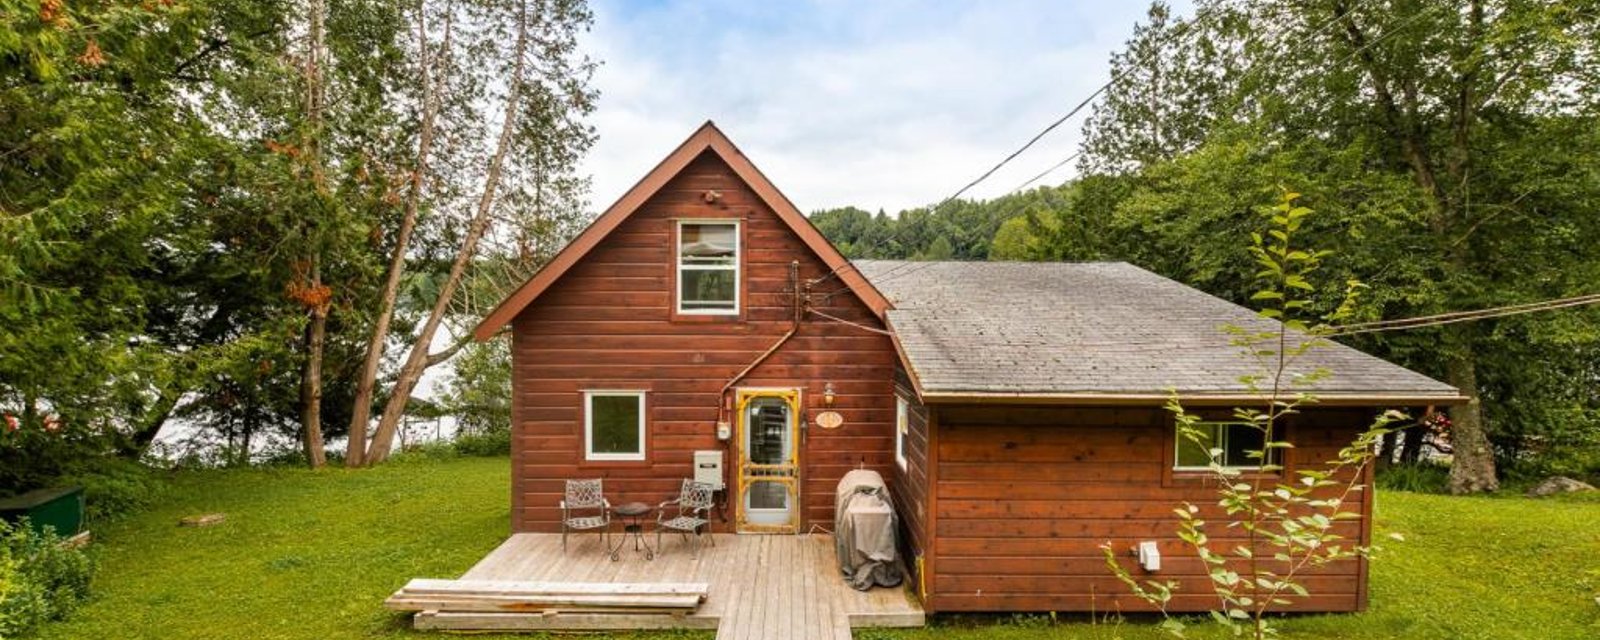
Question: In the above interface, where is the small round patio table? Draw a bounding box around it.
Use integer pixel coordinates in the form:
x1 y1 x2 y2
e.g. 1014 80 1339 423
610 502 654 561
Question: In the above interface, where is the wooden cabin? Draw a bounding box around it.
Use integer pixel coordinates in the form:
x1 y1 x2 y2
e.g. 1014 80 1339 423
472 122 1465 615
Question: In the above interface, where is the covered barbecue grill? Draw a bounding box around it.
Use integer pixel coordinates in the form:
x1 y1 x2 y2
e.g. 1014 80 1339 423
833 469 903 591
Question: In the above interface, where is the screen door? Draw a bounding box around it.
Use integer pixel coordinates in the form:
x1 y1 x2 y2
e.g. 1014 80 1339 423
735 389 800 533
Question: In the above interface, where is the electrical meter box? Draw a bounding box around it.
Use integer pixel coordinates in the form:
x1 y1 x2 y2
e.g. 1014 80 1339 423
694 450 724 489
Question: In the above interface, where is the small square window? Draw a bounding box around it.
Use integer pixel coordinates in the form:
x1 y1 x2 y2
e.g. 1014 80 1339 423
1174 422 1274 470
585 391 645 461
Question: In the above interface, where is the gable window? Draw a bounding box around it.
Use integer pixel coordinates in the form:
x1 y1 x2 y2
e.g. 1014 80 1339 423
895 396 909 470
1174 422 1276 470
677 221 739 314
584 391 645 461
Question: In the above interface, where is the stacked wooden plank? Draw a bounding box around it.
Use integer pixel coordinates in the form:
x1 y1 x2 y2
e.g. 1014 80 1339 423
386 579 714 631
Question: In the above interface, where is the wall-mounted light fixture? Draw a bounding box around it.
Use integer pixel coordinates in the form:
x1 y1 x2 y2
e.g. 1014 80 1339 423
823 381 836 406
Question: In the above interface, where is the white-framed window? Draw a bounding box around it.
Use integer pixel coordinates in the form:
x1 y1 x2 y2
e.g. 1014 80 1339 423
894 396 909 470
676 220 740 314
1173 421 1276 470
584 391 646 461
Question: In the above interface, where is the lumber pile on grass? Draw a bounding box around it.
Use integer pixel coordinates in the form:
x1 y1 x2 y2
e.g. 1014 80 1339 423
386 579 714 631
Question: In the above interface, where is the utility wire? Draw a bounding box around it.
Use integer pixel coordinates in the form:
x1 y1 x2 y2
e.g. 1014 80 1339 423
1330 294 1600 336
864 259 944 288
807 308 894 337
820 0 1414 295
934 91 1106 211
1008 151 1082 195
1324 1 1440 70
1000 0 1385 199
806 259 860 288
857 259 925 283
929 0 1243 212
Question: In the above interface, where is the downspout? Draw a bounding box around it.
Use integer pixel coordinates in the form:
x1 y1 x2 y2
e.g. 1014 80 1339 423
716 260 804 521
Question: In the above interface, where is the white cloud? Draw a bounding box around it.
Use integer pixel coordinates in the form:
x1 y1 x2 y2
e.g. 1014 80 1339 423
578 0 1191 214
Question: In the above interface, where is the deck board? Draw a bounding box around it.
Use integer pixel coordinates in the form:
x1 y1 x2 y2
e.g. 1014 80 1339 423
454 533 923 638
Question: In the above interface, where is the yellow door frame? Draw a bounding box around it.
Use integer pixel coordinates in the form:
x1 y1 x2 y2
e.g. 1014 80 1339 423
734 388 801 534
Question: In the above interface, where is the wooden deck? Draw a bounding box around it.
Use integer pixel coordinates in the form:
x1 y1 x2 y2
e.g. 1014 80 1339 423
442 532 925 639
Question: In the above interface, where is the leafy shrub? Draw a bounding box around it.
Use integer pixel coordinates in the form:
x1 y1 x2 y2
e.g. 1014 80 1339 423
1377 462 1451 494
452 430 510 457
0 520 93 637
58 458 164 524
1498 427 1600 488
0 548 49 640
255 448 310 468
392 440 460 462
1 412 164 526
0 416 122 500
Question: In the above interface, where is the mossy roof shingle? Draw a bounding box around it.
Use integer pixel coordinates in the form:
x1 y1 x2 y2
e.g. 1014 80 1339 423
856 260 1462 402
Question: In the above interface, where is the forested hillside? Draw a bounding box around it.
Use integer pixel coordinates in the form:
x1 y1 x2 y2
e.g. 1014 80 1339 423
813 0 1600 490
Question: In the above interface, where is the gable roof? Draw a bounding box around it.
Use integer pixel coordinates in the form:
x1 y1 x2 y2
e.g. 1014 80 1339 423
473 121 890 340
857 260 1467 406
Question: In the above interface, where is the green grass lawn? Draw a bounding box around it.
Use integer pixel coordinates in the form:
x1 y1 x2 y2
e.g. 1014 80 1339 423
37 455 1600 640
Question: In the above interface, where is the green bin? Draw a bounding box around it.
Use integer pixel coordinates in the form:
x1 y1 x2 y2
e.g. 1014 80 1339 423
0 486 86 536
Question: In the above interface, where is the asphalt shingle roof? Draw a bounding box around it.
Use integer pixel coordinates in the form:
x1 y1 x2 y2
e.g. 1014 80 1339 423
855 260 1462 401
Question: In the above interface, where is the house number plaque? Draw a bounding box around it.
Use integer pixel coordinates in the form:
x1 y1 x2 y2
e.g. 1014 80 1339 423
814 411 844 430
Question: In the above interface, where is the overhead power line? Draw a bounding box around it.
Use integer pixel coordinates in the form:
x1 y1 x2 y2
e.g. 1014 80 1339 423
863 259 943 288
813 0 1415 298
1330 293 1600 336
929 1 1242 212
807 308 893 337
999 0 1388 199
935 90 1106 209
1009 151 1082 195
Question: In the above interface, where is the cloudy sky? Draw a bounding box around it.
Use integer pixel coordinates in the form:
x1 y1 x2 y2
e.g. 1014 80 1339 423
578 0 1192 215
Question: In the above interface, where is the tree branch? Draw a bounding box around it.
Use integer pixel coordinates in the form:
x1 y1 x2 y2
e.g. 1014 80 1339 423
172 36 232 79
169 28 273 80
424 332 473 367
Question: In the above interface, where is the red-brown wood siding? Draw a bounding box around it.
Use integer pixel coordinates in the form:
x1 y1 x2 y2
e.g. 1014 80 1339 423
925 404 1380 614
509 150 898 533
890 366 931 593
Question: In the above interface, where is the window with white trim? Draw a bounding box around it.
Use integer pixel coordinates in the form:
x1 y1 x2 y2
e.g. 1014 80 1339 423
676 221 739 314
895 396 909 470
1173 421 1276 470
584 391 645 461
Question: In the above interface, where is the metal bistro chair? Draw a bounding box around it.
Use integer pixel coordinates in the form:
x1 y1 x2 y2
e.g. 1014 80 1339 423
656 479 717 557
560 478 610 553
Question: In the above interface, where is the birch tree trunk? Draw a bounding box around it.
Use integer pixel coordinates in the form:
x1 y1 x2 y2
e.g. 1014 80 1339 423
298 0 329 468
364 0 531 465
347 0 445 467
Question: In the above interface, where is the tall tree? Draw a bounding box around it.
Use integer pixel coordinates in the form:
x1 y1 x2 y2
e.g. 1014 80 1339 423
356 0 597 465
298 0 332 467
1079 1 1243 174
1072 0 1600 492
1 0 305 465
345 0 449 468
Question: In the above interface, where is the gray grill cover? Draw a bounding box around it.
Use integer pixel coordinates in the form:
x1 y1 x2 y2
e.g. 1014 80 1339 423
834 469 903 591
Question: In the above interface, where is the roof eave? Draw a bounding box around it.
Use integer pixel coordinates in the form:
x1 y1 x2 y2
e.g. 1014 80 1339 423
918 390 1472 407
882 315 928 403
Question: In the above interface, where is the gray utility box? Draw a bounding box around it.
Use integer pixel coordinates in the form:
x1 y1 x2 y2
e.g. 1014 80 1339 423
693 450 724 489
